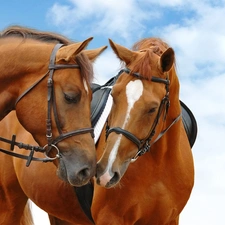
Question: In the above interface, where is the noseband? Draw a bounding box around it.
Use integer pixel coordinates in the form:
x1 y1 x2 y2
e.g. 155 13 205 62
105 68 181 161
0 43 94 166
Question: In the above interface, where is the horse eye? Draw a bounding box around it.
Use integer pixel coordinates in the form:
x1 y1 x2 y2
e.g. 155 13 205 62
148 107 157 114
64 93 80 104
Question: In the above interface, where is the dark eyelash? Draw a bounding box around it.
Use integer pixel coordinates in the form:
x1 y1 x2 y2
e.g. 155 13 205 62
64 93 80 104
148 107 157 114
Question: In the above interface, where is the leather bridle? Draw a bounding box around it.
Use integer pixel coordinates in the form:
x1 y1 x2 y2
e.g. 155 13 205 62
105 68 181 161
0 43 94 166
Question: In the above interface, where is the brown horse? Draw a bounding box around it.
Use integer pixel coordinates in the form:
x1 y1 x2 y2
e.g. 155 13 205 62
0 26 107 225
93 38 195 224
0 37 195 225
0 112 93 225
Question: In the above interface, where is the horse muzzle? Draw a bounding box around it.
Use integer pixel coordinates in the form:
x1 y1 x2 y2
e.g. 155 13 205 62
57 151 96 187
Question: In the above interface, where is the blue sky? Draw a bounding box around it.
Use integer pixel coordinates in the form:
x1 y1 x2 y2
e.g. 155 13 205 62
1 0 225 224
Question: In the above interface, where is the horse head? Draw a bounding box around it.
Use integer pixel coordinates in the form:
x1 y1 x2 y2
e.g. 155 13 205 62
0 27 107 186
96 38 177 188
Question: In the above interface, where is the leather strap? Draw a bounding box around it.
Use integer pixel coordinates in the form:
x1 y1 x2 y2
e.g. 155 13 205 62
107 127 142 147
52 128 95 145
0 43 94 166
0 148 54 164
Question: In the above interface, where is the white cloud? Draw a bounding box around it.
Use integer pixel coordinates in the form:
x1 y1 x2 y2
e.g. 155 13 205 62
179 70 225 224
47 0 225 80
140 0 185 7
93 50 121 84
47 0 160 44
153 1 225 78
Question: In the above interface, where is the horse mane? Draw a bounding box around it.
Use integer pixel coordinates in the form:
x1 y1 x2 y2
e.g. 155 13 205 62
75 52 94 84
132 37 169 53
0 25 93 83
129 37 171 80
0 25 72 45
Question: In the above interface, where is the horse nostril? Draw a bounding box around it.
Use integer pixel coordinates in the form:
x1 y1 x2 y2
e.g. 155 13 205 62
78 167 91 179
112 171 119 182
108 171 120 186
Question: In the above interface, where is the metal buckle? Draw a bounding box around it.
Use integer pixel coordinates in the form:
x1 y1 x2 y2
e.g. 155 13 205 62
43 144 61 160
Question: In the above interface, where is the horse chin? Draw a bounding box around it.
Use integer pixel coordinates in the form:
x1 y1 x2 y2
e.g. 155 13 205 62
56 154 96 187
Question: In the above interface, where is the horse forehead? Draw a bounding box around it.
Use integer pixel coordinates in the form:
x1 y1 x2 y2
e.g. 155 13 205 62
125 79 143 107
104 80 143 170
112 78 144 101
58 69 87 87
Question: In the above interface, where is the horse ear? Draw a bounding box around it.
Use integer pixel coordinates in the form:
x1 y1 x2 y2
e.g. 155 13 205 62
159 48 175 72
82 46 108 62
56 37 93 62
109 39 137 65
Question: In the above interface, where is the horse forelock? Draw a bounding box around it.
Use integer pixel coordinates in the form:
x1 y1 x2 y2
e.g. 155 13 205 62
128 38 168 80
132 37 169 52
75 52 94 84
130 50 154 81
131 37 177 80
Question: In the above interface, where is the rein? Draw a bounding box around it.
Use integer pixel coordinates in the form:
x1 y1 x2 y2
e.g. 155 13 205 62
105 68 181 161
0 43 94 166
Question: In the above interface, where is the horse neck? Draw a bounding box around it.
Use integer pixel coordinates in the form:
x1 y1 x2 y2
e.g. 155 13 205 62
167 67 180 118
0 40 51 81
0 40 52 119
151 68 183 158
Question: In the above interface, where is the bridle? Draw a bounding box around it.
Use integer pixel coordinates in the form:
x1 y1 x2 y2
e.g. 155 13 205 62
105 68 181 161
0 43 94 166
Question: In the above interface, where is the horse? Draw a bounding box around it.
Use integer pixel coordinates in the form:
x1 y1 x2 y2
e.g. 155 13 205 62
0 37 196 225
0 25 107 225
92 38 195 224
0 111 94 225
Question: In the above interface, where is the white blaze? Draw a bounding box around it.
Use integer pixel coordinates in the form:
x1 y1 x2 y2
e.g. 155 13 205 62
99 80 143 185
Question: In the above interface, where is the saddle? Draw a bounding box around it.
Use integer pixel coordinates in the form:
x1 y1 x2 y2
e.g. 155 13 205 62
75 75 198 223
90 76 197 147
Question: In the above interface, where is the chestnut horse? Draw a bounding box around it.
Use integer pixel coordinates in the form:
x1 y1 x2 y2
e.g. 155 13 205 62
0 112 93 225
0 26 107 225
0 38 196 225
93 39 195 224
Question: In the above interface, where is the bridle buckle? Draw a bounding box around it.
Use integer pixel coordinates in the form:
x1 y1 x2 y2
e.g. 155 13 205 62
43 144 61 161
